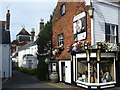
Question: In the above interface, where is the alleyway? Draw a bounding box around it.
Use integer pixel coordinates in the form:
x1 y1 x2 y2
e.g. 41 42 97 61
2 70 57 89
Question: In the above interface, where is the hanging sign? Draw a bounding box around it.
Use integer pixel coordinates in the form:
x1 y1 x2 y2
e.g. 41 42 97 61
73 12 86 41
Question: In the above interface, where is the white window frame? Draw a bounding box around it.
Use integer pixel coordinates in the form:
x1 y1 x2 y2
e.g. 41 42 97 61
105 23 118 43
58 34 64 46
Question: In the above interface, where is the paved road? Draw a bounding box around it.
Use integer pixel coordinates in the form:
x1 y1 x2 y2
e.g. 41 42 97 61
2 70 57 89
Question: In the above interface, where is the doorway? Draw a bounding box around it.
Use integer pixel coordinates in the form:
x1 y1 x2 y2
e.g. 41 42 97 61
61 62 65 82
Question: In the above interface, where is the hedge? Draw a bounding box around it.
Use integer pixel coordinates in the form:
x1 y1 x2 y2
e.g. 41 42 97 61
18 67 37 76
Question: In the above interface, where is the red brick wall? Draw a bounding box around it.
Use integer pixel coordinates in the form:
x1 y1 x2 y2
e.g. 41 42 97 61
52 2 91 60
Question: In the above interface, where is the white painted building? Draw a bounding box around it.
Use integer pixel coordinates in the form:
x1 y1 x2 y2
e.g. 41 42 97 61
18 42 38 69
0 10 12 79
92 1 120 44
73 1 120 89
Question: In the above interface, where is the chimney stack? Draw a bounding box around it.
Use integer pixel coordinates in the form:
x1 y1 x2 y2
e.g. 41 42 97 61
6 10 10 30
39 18 44 31
31 28 35 42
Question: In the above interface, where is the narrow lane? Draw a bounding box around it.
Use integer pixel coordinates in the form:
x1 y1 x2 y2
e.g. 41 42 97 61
2 70 56 88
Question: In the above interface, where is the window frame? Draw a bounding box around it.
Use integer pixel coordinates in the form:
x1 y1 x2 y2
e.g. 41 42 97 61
105 23 118 43
60 4 66 16
58 33 64 46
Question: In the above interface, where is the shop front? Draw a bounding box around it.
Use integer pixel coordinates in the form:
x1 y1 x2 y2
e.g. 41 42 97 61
67 41 120 89
74 52 116 89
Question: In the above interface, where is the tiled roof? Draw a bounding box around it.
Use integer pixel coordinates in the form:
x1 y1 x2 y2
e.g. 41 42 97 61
16 28 31 36
0 21 11 44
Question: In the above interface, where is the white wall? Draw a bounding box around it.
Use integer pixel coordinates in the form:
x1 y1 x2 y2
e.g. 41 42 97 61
0 44 12 78
93 2 120 43
18 44 38 68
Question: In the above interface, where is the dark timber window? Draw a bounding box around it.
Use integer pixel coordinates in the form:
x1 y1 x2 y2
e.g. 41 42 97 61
58 34 64 46
60 4 66 16
105 23 118 43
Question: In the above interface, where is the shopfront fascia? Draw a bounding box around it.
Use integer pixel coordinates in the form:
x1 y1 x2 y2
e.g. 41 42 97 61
73 52 116 89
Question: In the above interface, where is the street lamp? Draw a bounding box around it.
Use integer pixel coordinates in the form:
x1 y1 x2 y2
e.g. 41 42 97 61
88 7 94 18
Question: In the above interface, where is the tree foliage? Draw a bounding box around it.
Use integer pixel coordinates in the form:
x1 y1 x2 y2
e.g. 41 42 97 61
37 21 51 80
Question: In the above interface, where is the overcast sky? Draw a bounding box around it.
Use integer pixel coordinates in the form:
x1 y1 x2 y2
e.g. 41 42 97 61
0 1 57 41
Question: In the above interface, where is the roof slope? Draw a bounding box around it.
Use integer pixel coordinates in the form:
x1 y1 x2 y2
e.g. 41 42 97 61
16 28 31 36
19 41 37 51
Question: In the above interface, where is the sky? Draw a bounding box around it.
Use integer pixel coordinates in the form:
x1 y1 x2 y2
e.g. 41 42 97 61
0 1 57 41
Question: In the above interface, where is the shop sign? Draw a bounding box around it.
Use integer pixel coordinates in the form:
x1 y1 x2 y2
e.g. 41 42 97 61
73 11 86 41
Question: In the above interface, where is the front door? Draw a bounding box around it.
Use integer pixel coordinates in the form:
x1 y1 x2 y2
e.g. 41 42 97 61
61 62 65 82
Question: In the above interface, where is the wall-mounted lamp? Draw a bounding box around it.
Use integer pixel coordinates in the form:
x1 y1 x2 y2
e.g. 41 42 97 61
88 7 94 18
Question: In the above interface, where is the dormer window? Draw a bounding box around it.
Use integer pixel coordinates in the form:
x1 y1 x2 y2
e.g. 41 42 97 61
60 4 66 16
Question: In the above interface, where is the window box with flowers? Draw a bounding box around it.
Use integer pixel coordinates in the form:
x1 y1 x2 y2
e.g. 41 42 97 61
67 41 92 54
67 41 120 54
52 44 64 56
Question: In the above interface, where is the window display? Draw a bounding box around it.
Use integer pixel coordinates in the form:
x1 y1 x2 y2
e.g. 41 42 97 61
100 58 114 83
77 58 115 84
77 60 88 82
90 60 97 83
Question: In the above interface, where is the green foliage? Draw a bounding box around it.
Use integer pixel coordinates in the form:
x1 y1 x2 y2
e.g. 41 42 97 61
37 21 51 55
18 67 37 76
37 57 48 81
37 21 51 81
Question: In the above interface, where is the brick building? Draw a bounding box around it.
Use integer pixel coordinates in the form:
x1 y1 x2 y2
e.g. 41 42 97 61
49 0 120 89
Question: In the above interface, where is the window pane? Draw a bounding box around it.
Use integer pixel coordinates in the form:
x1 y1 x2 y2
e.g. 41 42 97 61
100 59 114 83
105 24 110 34
77 60 88 82
60 4 65 16
106 35 110 41
90 60 97 83
58 34 64 46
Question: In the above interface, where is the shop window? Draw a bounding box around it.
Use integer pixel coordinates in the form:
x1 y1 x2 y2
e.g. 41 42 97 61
60 4 66 16
100 58 114 83
105 23 118 43
90 60 97 83
77 60 88 82
58 34 64 46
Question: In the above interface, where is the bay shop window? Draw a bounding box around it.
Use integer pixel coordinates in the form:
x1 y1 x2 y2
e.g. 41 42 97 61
76 53 116 88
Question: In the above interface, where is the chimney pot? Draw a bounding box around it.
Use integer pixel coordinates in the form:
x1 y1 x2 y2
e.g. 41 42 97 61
39 18 44 31
31 28 35 42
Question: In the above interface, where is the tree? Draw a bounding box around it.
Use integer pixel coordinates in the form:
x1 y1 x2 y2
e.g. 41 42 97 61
37 21 51 80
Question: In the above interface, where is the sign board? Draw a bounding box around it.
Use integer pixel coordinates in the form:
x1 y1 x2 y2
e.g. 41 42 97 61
73 12 86 41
